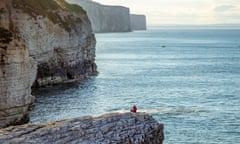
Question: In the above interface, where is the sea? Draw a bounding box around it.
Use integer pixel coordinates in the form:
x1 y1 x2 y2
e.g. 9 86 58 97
30 26 240 144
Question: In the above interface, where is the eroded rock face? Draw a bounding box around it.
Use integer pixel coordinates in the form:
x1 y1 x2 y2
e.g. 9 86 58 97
0 0 97 128
0 0 97 87
0 113 164 144
0 27 37 128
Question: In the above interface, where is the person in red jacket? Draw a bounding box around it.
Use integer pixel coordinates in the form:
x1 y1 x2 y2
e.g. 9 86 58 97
131 105 137 113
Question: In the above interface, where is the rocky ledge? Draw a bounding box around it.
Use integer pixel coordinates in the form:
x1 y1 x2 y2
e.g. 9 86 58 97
0 112 164 144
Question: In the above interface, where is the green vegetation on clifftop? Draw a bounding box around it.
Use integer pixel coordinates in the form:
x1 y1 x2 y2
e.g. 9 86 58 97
13 0 86 32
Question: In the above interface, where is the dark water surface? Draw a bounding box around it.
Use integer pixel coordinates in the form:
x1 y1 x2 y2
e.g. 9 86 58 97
30 28 240 143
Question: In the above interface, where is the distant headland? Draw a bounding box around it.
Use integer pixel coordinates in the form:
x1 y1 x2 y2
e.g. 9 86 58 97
67 0 147 32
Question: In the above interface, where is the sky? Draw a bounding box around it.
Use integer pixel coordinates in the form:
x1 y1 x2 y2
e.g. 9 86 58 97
92 0 240 26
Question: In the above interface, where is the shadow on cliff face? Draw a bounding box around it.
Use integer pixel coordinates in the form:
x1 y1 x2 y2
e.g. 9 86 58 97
0 27 13 51
0 0 97 128
31 78 96 97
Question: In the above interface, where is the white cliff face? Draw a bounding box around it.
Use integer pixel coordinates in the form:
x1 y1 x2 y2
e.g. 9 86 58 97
0 0 97 128
67 0 131 33
130 14 147 30
17 13 96 86
0 27 37 128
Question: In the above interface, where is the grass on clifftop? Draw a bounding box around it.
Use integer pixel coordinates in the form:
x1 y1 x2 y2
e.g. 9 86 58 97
55 0 86 14
13 0 86 32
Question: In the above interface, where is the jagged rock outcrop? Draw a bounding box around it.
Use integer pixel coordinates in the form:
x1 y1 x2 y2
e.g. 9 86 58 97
130 14 147 30
0 0 97 128
0 113 164 144
67 0 131 33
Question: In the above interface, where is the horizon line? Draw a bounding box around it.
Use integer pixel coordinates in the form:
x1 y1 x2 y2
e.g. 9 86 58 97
148 23 240 26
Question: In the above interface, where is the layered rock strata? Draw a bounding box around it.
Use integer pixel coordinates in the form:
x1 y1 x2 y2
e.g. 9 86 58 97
0 27 37 128
0 112 164 144
0 0 97 128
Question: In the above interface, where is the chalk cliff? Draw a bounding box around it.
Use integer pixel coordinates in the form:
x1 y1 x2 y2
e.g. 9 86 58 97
0 113 164 144
0 0 97 128
67 0 131 33
131 14 147 30
0 27 37 128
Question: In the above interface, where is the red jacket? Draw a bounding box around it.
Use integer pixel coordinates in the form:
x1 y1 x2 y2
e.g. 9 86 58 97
131 105 137 113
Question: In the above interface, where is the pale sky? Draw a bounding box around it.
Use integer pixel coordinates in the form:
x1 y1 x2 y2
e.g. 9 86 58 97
93 0 240 25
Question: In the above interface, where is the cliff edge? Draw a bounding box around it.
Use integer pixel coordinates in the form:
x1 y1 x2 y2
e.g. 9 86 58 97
67 0 131 33
0 0 97 128
0 112 164 144
68 0 147 33
131 14 147 31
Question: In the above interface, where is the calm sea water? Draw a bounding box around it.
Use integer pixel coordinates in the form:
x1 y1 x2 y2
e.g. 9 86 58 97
30 28 240 144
